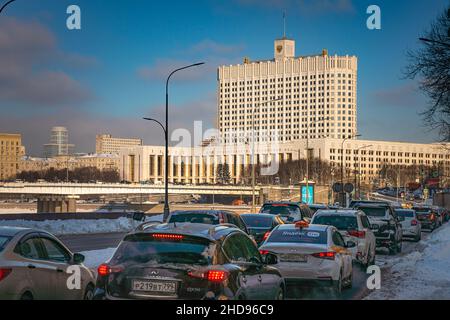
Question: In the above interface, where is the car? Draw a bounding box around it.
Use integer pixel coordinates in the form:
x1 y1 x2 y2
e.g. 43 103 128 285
308 204 329 216
259 222 354 295
395 209 422 242
93 223 285 300
240 213 285 246
432 206 445 227
311 209 376 267
0 227 95 300
259 201 313 223
354 204 403 255
349 200 390 208
413 206 439 231
167 210 248 234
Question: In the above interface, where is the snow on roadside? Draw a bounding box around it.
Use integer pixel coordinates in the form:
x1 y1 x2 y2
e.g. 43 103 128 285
0 214 164 236
367 222 450 300
81 248 116 269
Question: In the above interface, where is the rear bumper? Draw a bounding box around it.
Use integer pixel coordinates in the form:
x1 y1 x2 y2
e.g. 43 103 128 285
275 261 340 282
285 278 336 288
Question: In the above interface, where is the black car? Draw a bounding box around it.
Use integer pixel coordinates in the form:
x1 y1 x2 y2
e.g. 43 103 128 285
259 202 313 223
354 204 403 255
93 223 285 300
413 206 439 231
167 210 248 234
240 213 285 245
308 204 329 216
349 200 390 208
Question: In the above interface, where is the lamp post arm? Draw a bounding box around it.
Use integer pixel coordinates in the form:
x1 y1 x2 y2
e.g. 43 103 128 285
143 118 166 135
0 0 16 14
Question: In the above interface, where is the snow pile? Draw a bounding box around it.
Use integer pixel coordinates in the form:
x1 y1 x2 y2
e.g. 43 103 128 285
81 248 116 269
0 214 164 236
367 223 450 300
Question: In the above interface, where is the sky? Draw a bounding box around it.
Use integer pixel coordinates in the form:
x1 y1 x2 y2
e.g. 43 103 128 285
0 0 448 156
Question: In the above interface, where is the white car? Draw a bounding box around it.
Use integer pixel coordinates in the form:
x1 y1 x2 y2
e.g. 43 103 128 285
395 209 422 242
259 223 354 295
311 209 376 267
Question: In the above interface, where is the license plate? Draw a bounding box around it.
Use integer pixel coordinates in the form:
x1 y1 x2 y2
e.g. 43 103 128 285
132 280 177 294
280 254 308 263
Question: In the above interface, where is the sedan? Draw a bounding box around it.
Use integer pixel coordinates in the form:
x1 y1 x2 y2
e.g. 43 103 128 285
240 213 285 245
259 222 354 295
0 227 95 300
395 209 422 242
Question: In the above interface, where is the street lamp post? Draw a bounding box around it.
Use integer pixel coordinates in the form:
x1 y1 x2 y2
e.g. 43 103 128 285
144 62 205 222
355 144 373 199
250 97 282 213
341 134 361 205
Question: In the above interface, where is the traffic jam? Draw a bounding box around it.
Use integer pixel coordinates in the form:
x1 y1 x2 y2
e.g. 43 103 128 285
0 201 448 300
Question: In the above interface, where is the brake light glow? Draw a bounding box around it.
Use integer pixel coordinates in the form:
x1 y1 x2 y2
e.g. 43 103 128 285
259 250 269 255
411 220 418 226
263 232 270 241
97 264 123 277
188 270 229 283
295 220 309 229
151 234 184 240
312 252 336 260
430 214 436 221
0 268 12 282
348 230 365 238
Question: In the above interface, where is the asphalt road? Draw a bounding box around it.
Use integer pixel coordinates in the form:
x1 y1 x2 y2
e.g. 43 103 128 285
56 228 435 300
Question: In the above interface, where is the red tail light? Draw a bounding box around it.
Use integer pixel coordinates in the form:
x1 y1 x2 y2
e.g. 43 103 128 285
263 232 270 241
411 220 418 226
151 234 184 240
430 214 436 221
312 252 336 260
259 250 269 255
188 270 229 283
97 264 123 277
0 268 12 282
348 230 365 238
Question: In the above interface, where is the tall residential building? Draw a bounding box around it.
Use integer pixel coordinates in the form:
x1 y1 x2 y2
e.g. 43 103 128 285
217 37 358 143
95 134 143 155
0 133 25 181
43 127 75 158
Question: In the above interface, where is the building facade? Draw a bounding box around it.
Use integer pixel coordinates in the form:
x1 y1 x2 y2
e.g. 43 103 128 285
95 134 143 155
0 133 25 181
218 38 358 143
43 127 75 158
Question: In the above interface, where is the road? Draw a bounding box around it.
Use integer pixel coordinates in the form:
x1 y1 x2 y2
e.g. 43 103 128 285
57 228 434 300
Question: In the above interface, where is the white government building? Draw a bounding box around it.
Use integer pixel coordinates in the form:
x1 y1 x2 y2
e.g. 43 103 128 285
119 37 450 186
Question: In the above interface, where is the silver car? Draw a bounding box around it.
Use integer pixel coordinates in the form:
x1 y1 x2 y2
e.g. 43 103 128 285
395 209 422 242
311 210 376 267
0 227 95 300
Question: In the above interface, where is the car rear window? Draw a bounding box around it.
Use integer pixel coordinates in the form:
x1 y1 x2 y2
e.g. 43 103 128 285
168 213 219 225
358 207 386 217
267 229 327 244
312 215 358 230
0 236 11 252
241 215 273 228
260 204 301 217
111 234 215 266
413 208 431 214
395 210 415 218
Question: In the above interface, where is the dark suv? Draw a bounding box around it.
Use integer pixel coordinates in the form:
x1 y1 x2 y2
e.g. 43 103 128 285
259 202 313 223
93 223 285 300
354 204 403 255
166 210 249 234
413 206 439 231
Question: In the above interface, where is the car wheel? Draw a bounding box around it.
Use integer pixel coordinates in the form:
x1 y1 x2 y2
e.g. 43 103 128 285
20 292 33 301
332 272 343 296
397 240 402 253
344 272 353 289
415 232 421 242
388 242 397 255
275 286 285 300
84 284 94 300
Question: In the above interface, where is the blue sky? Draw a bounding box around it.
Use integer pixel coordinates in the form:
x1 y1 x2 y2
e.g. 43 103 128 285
0 0 448 155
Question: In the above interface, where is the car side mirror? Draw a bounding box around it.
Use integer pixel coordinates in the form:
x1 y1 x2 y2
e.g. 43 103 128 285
346 241 357 248
262 253 278 265
72 253 85 265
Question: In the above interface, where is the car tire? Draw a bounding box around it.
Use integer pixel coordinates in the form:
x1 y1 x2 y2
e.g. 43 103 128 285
20 292 33 301
332 271 343 296
415 233 421 242
84 284 94 300
388 242 397 255
275 286 285 300
344 272 353 289
397 240 402 253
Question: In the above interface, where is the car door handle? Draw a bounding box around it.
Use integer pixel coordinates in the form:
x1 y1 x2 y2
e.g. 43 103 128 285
27 264 36 269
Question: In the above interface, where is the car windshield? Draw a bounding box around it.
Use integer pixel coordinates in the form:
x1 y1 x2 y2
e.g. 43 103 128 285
312 215 358 230
241 215 273 228
0 236 11 252
111 234 215 266
395 210 415 218
358 207 387 218
260 204 301 217
168 213 219 225
413 208 431 214
267 229 327 244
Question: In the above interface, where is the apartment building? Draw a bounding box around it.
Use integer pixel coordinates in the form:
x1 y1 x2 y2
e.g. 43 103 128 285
96 134 143 155
0 133 25 181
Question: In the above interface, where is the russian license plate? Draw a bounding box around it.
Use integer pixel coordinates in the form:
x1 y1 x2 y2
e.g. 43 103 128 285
132 280 177 294
280 254 308 263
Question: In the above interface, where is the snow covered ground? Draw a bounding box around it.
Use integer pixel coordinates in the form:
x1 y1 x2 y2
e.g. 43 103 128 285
81 248 116 269
367 222 450 300
0 214 163 236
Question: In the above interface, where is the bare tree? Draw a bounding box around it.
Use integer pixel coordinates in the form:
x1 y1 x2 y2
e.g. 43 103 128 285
405 6 450 140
